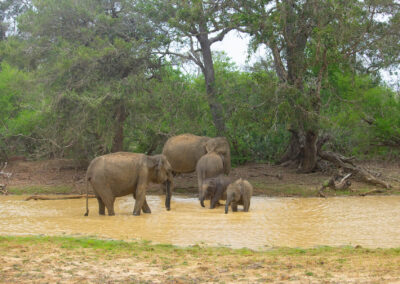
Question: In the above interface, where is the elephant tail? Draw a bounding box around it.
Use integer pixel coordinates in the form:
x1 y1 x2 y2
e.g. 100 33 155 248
84 177 91 216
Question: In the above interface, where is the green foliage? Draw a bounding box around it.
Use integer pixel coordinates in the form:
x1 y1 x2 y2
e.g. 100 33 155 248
0 0 399 164
324 71 400 157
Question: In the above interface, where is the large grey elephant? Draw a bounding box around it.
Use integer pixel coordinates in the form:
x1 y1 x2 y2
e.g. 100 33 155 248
162 134 231 175
225 179 253 214
199 175 231 208
196 152 225 206
84 152 173 216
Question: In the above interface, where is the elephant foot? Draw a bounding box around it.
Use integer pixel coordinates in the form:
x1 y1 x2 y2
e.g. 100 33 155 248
142 209 151 214
108 213 115 216
166 207 171 211
133 211 141 216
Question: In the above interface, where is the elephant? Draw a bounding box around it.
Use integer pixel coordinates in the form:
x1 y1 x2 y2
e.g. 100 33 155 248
162 134 231 175
84 152 173 216
196 152 225 206
225 179 253 214
199 175 231 209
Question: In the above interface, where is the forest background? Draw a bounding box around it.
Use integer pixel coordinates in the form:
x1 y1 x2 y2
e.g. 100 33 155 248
0 0 399 172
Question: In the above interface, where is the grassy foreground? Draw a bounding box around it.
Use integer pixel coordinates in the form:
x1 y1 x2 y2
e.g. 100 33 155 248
1 236 399 283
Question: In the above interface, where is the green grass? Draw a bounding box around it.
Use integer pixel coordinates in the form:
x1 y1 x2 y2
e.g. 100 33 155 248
1 236 399 257
7 185 72 195
251 181 319 197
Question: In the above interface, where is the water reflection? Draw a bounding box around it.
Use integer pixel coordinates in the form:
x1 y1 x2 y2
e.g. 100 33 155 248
0 195 399 249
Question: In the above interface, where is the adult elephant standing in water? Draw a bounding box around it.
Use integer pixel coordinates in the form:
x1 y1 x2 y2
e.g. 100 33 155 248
84 152 173 216
162 134 231 206
162 134 231 174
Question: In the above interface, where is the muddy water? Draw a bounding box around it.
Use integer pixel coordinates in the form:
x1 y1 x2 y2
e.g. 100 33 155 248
1 195 400 249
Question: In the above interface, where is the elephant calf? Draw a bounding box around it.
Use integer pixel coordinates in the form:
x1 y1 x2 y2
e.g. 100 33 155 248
196 152 225 206
200 175 231 209
225 179 253 214
84 152 173 216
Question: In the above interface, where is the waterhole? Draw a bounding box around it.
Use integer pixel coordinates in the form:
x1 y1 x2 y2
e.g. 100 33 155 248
0 195 399 249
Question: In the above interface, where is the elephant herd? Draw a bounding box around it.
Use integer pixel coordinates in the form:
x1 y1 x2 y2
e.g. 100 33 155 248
84 134 253 216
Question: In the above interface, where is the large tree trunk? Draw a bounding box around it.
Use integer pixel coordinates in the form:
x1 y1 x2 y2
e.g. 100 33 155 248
279 128 302 165
301 130 318 172
111 102 127 152
197 31 226 136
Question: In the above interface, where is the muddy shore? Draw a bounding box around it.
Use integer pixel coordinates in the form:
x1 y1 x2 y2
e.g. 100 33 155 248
3 159 400 197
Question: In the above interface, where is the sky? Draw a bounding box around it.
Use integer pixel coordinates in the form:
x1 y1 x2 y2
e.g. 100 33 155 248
212 31 399 90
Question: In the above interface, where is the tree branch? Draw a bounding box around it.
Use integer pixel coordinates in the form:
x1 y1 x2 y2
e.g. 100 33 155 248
209 28 233 44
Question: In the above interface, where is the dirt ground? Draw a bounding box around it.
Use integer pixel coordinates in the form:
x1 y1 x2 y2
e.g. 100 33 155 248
1 160 400 283
2 158 400 197
1 236 400 284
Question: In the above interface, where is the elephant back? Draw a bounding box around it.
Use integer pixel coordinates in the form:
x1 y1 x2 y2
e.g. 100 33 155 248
196 152 224 180
162 134 209 173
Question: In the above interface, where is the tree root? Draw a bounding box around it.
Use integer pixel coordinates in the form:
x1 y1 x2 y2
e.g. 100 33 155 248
26 195 96 201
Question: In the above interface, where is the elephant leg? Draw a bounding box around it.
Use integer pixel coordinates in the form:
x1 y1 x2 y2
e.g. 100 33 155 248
243 196 251 212
231 202 238 212
165 180 172 211
133 185 146 216
103 196 115 216
97 197 105 215
210 184 224 209
142 198 151 214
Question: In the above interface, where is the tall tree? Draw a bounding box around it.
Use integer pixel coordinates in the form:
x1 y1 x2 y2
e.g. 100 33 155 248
236 0 400 172
140 0 238 136
15 0 165 155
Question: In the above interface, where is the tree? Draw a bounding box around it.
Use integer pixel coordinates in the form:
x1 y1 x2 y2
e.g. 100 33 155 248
139 0 239 136
14 0 165 156
236 0 400 172
0 0 31 40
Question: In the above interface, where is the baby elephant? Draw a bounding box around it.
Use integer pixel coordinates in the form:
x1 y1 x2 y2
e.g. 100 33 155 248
225 179 253 214
199 175 231 209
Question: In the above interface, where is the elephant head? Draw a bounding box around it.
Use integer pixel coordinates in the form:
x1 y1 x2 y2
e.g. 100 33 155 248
147 154 174 210
146 154 173 184
205 137 231 175
225 179 253 214
200 175 231 208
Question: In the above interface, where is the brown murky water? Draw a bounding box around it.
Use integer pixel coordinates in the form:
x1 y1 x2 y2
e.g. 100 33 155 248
1 195 399 249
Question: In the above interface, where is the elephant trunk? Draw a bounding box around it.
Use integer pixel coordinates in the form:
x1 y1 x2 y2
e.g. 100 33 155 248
200 196 205 207
165 180 171 211
225 194 232 214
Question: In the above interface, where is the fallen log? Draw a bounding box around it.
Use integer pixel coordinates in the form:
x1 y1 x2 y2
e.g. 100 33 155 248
318 151 391 189
359 189 387 196
318 173 352 198
0 184 8 195
249 173 283 180
26 194 96 201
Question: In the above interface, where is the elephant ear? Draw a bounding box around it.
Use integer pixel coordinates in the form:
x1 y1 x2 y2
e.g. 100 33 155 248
206 137 229 154
147 155 163 169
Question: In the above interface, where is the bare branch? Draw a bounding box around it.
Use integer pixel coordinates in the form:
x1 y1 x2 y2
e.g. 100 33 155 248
209 28 234 44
